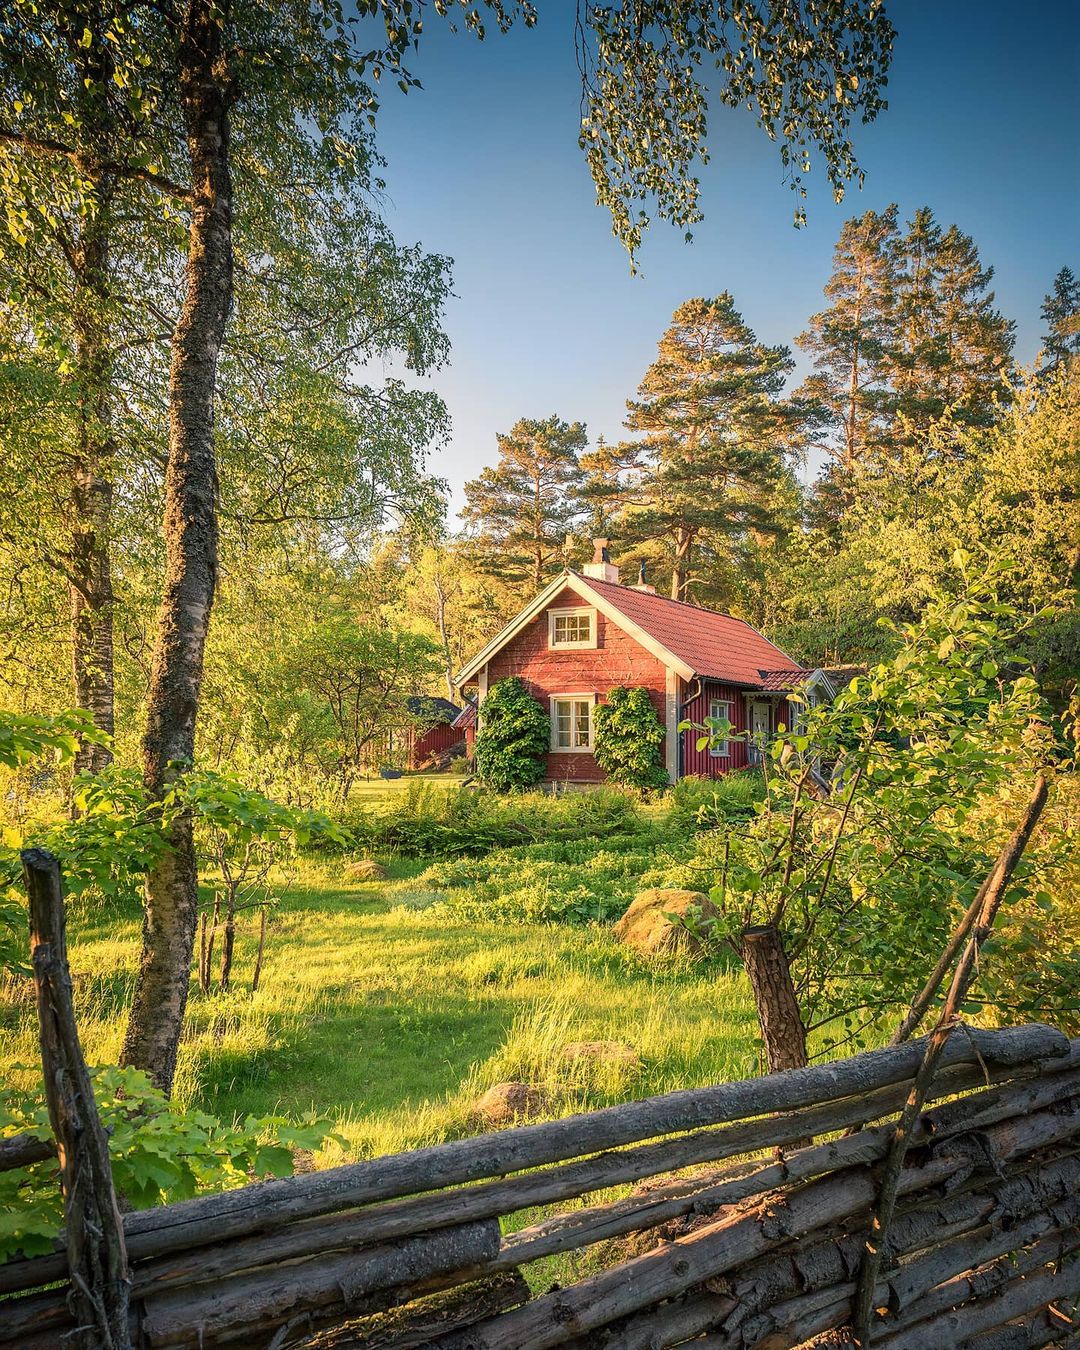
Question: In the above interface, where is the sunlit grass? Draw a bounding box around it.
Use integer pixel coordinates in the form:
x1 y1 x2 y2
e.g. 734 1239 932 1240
0 851 761 1162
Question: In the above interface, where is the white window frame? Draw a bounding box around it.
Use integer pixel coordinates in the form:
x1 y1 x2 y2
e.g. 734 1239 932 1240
547 606 597 650
549 693 596 753
708 697 732 757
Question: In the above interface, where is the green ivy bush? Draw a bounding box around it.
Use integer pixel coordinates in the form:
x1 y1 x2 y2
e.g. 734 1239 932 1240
474 677 550 791
593 686 669 791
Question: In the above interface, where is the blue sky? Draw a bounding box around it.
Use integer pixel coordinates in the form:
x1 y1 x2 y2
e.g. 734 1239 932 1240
369 1 1080 514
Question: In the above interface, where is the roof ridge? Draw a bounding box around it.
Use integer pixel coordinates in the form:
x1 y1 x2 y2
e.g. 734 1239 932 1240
571 571 788 646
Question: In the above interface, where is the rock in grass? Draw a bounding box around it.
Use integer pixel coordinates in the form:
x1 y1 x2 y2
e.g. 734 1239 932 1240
344 859 389 882
613 888 719 959
472 1082 548 1127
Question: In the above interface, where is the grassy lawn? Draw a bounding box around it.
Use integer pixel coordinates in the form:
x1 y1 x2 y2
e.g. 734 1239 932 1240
0 851 760 1163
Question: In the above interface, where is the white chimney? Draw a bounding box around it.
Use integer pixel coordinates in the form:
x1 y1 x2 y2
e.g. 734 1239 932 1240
582 538 620 584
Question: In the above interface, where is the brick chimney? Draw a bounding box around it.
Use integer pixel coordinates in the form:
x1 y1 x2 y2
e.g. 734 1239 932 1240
630 562 656 594
582 538 620 584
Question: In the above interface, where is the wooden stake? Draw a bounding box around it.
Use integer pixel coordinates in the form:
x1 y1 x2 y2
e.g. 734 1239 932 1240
23 847 131 1350
852 773 1050 1346
891 773 1050 1046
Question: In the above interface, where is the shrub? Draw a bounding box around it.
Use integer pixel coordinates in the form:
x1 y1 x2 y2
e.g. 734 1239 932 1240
667 772 765 831
474 678 550 791
0 1065 336 1261
417 823 692 926
346 782 645 859
592 687 669 791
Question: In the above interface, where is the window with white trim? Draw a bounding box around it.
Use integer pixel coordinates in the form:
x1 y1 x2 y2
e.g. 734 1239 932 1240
708 697 732 757
550 695 595 751
548 607 596 649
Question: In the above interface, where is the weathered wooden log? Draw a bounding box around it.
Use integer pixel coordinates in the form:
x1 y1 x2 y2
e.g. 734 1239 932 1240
591 1150 1080 1350
24 846 131 1350
90 1023 1076 1261
11 1094 1074 1350
872 1251 1080 1350
5 1046 1071 1304
0 1132 55 1172
450 1101 1080 1350
574 1153 1080 1350
138 1218 501 1347
490 1066 1080 1274
960 1308 1077 1350
297 1271 531 1349
745 1215 1080 1349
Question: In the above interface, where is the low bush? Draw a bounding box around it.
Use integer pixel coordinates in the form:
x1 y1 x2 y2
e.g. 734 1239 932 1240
0 1065 336 1261
474 677 550 790
417 825 692 926
667 771 765 831
592 687 669 791
346 781 645 859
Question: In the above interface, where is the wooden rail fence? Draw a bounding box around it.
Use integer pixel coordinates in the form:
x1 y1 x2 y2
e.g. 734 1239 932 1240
2 1021 1078 1348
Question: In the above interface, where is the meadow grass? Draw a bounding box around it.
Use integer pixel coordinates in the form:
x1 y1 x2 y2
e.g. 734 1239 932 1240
0 851 760 1162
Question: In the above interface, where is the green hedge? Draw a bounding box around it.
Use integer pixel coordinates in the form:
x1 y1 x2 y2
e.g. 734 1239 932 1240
593 686 669 791
474 677 550 791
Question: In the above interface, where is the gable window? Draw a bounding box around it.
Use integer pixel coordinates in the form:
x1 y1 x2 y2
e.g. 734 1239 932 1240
548 607 596 650
708 697 732 757
551 695 595 752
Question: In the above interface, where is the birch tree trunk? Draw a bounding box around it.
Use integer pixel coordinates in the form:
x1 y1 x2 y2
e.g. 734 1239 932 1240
121 0 233 1094
741 923 809 1073
67 15 117 775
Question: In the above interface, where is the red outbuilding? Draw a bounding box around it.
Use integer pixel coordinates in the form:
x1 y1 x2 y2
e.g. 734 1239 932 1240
455 543 852 785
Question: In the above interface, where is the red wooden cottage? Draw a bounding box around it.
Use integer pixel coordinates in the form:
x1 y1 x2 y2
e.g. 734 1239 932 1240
455 543 848 785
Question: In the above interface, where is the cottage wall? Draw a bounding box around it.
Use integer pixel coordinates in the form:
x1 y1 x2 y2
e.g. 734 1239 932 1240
680 680 752 776
483 582 669 783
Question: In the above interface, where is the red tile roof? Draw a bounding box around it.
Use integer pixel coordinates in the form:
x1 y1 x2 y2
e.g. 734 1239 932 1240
756 668 814 692
451 703 477 730
576 574 802 687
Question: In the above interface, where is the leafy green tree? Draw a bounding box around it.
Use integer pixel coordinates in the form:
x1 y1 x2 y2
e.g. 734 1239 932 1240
796 206 901 482
3 0 899 1094
621 295 797 601
689 561 1052 1072
386 533 519 701
1039 265 1080 374
593 687 668 791
0 2 178 768
577 1 894 253
277 618 442 801
463 416 587 591
475 678 550 791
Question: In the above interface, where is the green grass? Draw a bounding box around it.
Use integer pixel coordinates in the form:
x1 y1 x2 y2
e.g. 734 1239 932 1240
0 852 760 1163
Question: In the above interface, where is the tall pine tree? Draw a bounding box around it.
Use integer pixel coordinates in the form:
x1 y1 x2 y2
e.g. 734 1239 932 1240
462 415 587 591
623 295 795 602
1040 266 1080 374
797 205 901 480
890 207 1014 438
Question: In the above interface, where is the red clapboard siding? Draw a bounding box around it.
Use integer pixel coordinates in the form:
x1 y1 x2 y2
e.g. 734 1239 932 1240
409 721 462 769
680 680 759 777
485 581 669 783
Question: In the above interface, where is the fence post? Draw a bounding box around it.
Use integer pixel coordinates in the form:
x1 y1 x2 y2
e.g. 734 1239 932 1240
23 846 132 1350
